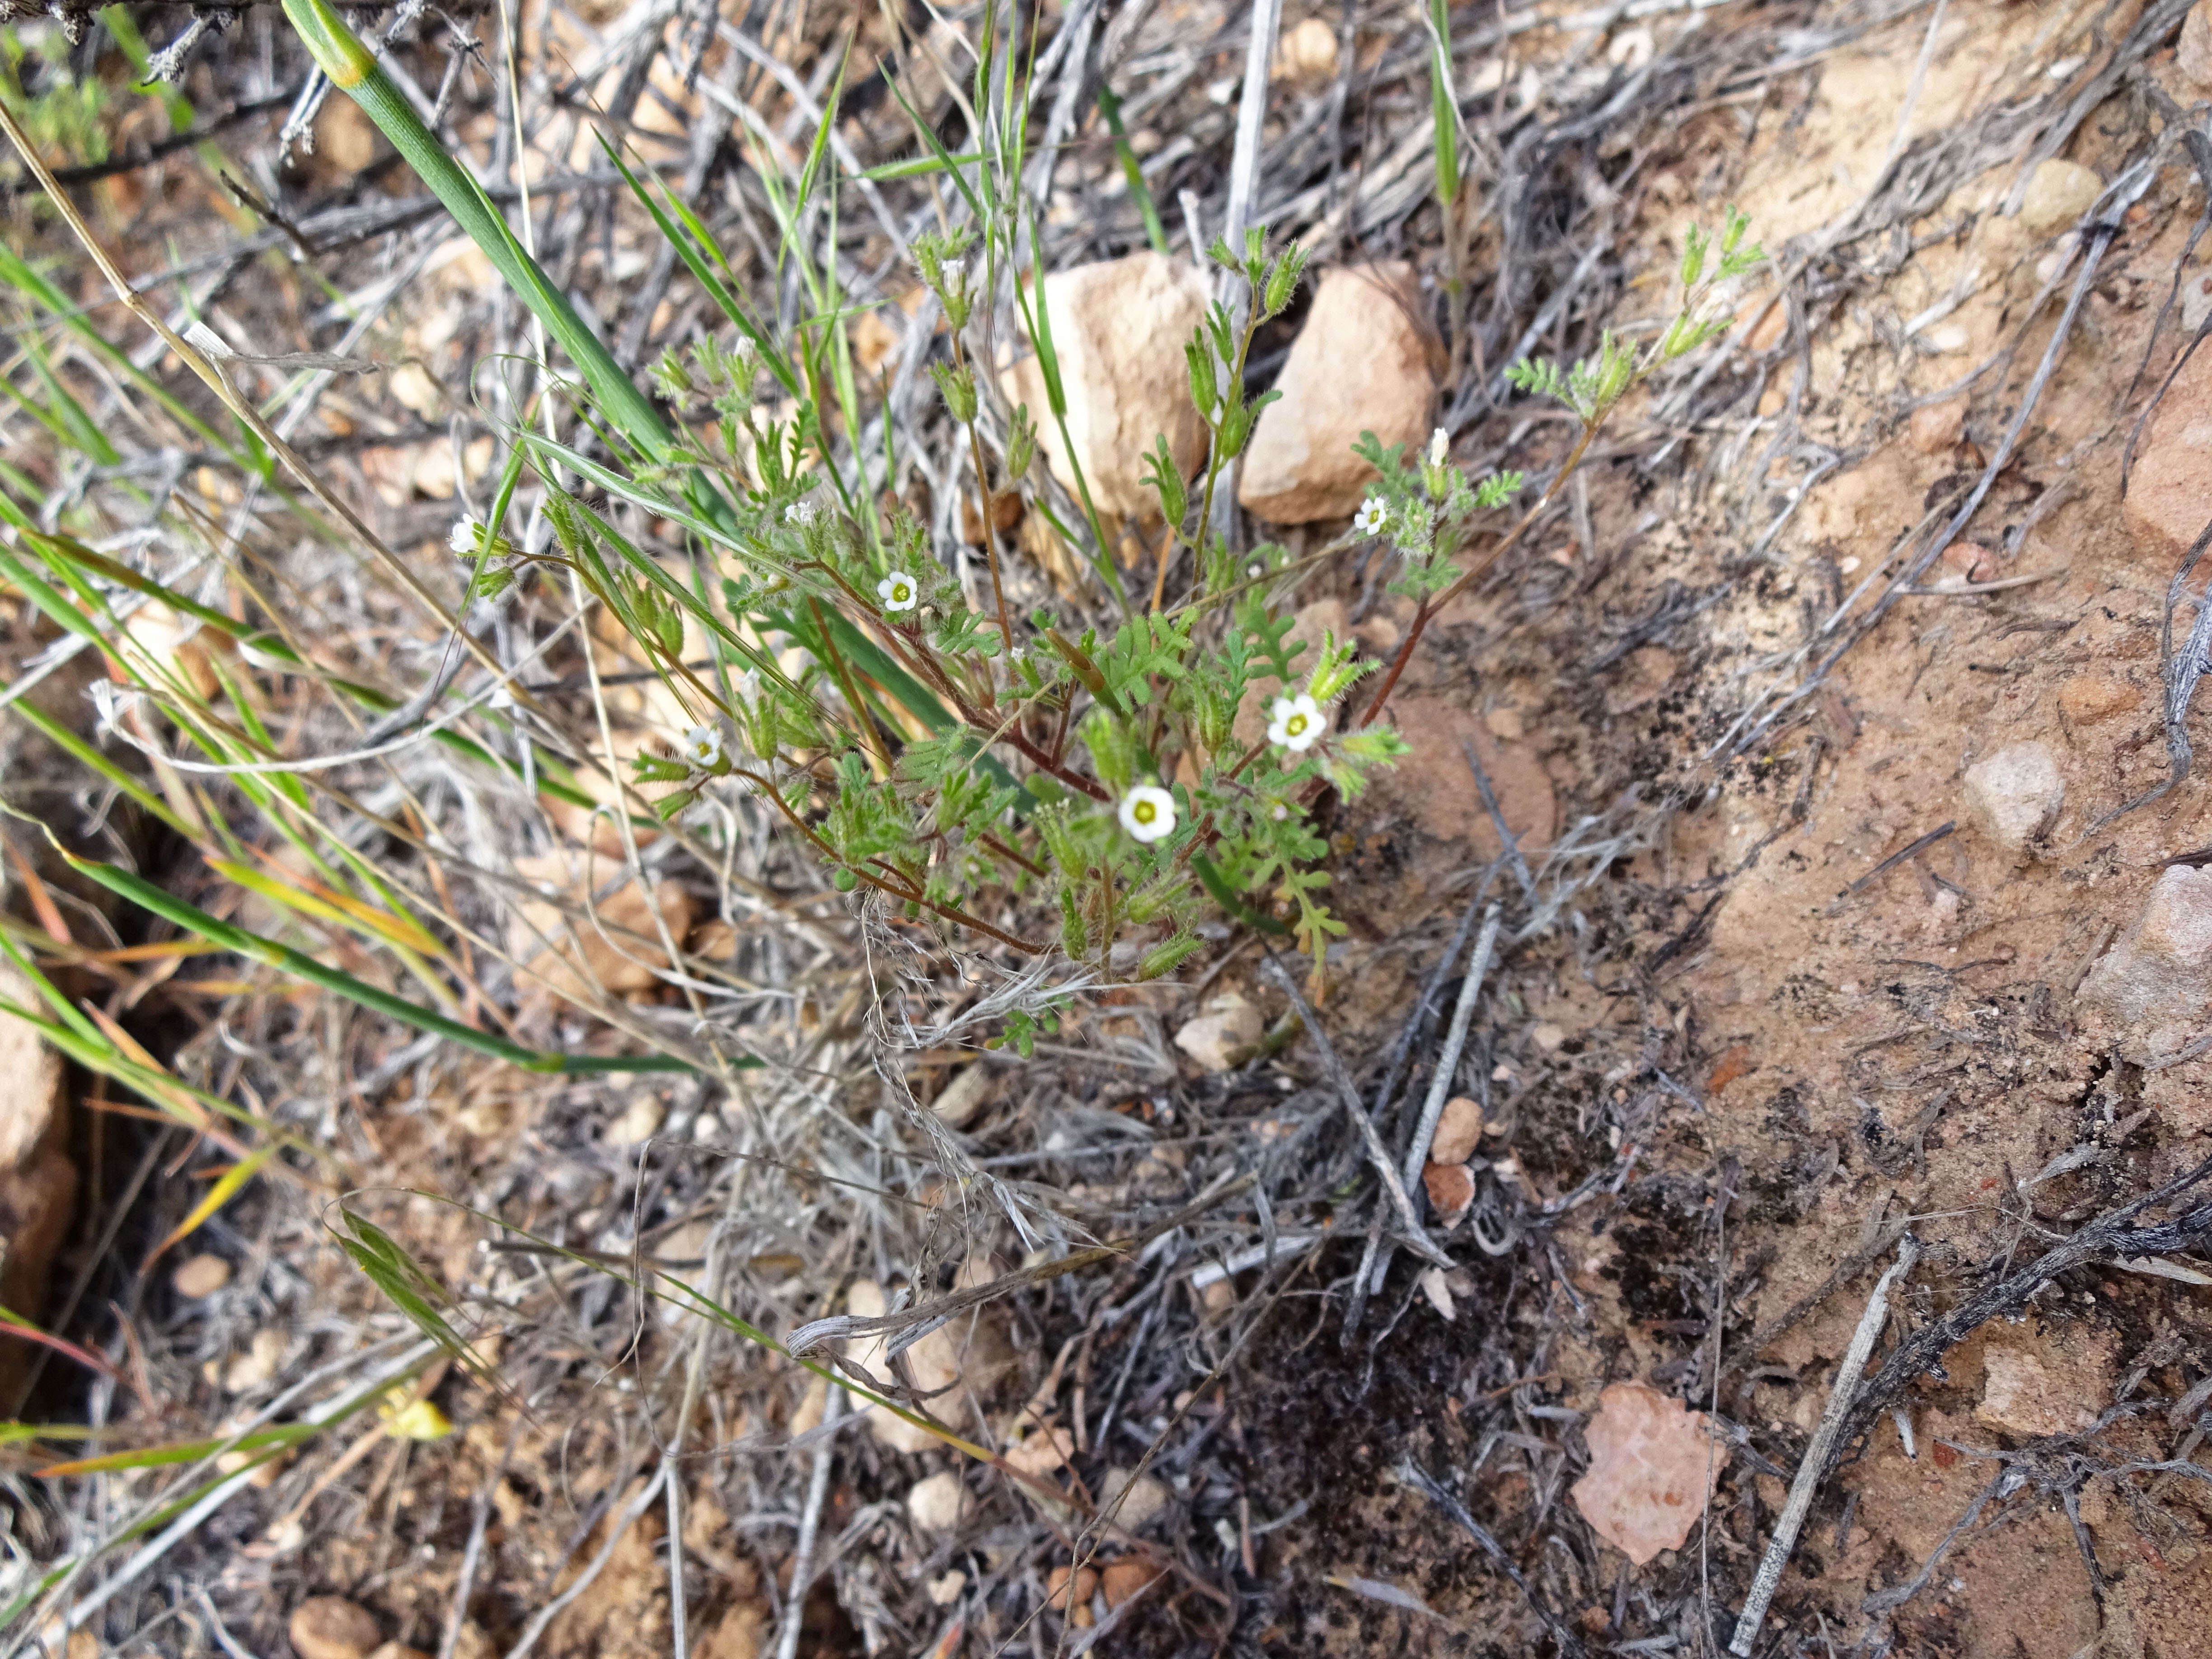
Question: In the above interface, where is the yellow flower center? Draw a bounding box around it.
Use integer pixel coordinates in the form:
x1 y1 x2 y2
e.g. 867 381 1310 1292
1133 800 1157 824
1285 713 1308 736
891 583 909 601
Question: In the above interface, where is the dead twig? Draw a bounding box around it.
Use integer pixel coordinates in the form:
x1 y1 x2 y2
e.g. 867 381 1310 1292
1730 1236 1921 1656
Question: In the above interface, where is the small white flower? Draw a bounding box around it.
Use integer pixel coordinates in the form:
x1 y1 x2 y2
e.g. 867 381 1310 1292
1352 497 1388 537
682 722 723 769
878 571 919 612
941 255 968 291
1267 693 1323 752
1428 426 1449 468
450 517 484 557
1118 784 1177 844
783 501 816 526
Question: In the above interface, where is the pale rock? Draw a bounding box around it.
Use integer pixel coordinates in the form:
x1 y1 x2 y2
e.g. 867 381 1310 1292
1003 1424 1076 1475
1484 705 1525 741
1239 262 1441 523
0 966 76 1379
1570 1381 1718 1565
1908 398 1966 453
2078 866 2212 1036
1099 1466 1172 1532
288 1597 382 1659
605 1095 665 1148
508 853 697 1005
929 1065 995 1129
2020 159 2103 234
224 1328 287 1393
2182 2 2212 89
1173 992 1263 1072
1961 741 2063 853
2123 345 2212 563
906 1469 973 1534
2184 269 2212 335
1274 17 1339 85
1429 1096 1484 1165
173 1253 232 1298
1531 1022 1567 1052
388 362 441 421
844 1270 1014 1453
1423 1161 1475 1230
927 1570 968 1605
366 1647 432 1659
1004 253 1212 526
1418 1266 1456 1321
1978 1341 2104 1438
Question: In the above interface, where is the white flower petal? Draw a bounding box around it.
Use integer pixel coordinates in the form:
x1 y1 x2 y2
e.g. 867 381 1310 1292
878 572 919 612
1117 785 1177 844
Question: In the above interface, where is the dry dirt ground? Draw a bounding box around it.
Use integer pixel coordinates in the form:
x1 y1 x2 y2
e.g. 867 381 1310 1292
14 0 2212 1656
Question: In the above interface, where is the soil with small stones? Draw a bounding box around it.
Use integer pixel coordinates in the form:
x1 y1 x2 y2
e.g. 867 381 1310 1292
17 0 2212 1657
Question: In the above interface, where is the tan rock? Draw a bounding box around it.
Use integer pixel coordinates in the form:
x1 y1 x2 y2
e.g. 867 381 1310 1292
288 1597 382 1659
366 1646 433 1659
1045 1564 1098 1612
224 1328 287 1394
173 1253 232 1298
1908 398 1967 453
2182 2 2212 89
1173 993 1263 1072
1429 1097 1484 1166
1099 1466 1171 1532
0 966 74 1368
1100 1558 1157 1609
926 1570 967 1605
1274 17 1339 85
605 1095 665 1148
2078 865 2212 1034
2020 159 2102 234
1239 262 1441 522
508 853 697 1005
2058 674 2142 726
929 1065 996 1129
1570 1381 1718 1565
1961 741 2063 853
2123 346 2212 564
1005 253 1212 527
844 1270 1014 1453
906 1469 973 1533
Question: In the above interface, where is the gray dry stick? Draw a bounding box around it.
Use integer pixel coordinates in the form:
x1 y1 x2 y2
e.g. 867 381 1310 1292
1729 1236 1921 1657
1403 905 1502 1192
1260 954 1452 1268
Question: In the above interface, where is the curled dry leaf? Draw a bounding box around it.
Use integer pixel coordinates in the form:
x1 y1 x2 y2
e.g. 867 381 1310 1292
1570 1380 1718 1565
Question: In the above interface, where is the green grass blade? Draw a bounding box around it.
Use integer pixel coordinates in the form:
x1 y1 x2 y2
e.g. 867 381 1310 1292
58 850 718 1074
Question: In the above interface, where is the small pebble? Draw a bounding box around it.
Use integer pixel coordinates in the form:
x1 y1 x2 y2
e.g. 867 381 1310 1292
1908 398 1966 453
1045 1564 1099 1613
222 1328 286 1394
288 1597 382 1659
1429 1097 1484 1166
907 1470 972 1535
605 1095 664 1148
172 1253 232 1299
